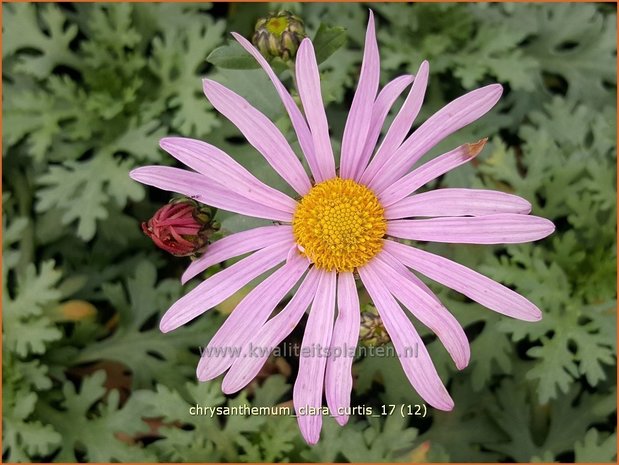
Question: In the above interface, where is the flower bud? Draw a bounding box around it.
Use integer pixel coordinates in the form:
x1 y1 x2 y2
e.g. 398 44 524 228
142 198 219 257
252 11 306 61
359 304 390 347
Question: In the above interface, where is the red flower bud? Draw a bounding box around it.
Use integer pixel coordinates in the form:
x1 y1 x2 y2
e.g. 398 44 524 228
142 200 218 257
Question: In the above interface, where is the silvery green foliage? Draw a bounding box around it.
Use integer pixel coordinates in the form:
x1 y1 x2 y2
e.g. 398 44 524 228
3 2 616 462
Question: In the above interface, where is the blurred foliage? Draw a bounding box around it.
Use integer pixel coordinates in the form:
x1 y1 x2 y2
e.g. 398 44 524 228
2 2 617 463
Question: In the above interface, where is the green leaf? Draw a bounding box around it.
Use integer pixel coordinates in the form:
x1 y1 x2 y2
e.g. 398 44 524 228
485 245 615 402
252 374 291 407
301 415 419 462
574 429 617 462
450 18 538 91
341 414 418 462
317 47 359 104
3 76 90 161
72 260 221 389
522 3 617 107
468 314 513 390
3 261 63 356
136 380 269 462
488 378 614 461
312 23 348 64
2 389 61 462
207 41 261 69
39 371 155 462
3 3 81 76
35 154 144 241
2 351 60 461
526 334 580 402
238 417 298 462
149 17 226 137
211 68 285 121
108 118 168 163
420 378 504 461
2 3 617 462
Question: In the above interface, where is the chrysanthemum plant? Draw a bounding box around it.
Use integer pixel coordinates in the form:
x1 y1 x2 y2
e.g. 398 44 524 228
131 11 554 444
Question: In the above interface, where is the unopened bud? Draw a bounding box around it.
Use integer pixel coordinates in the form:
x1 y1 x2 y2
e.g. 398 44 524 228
142 198 219 257
359 304 390 347
252 11 306 61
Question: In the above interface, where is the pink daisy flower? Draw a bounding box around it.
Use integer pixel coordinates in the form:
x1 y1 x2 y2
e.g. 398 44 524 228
130 12 554 444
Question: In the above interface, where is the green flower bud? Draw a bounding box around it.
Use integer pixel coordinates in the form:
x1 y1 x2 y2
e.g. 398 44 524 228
359 304 391 347
252 11 306 61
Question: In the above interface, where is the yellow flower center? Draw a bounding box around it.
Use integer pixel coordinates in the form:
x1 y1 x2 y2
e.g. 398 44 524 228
292 178 387 272
266 17 287 36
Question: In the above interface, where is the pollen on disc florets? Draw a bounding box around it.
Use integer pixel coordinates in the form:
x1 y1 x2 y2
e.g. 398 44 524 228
292 178 387 272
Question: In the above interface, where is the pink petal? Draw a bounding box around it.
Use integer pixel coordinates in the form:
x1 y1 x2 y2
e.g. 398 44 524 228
181 225 294 284
378 249 443 304
378 140 488 206
159 137 296 214
384 240 543 321
387 213 555 244
221 267 322 394
361 61 429 184
372 254 470 370
197 251 309 381
159 242 292 333
130 166 292 222
367 84 503 193
340 11 380 180
359 262 454 410
232 32 320 181
202 79 312 195
294 270 336 445
324 272 360 426
353 74 415 181
385 188 532 219
296 39 337 182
